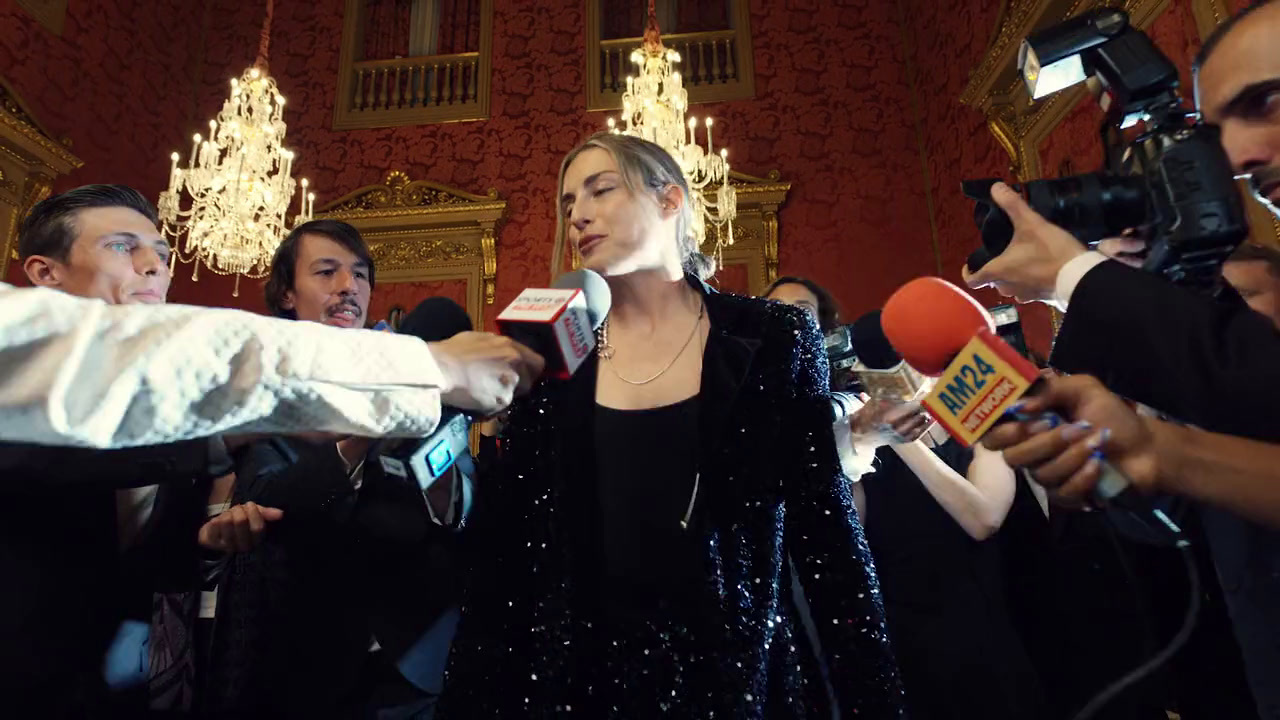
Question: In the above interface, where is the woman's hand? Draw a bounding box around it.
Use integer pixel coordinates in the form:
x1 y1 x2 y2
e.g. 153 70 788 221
981 374 1161 504
198 502 283 553
850 396 933 444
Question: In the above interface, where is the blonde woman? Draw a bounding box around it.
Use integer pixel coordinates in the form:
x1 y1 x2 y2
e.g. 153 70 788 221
440 134 904 718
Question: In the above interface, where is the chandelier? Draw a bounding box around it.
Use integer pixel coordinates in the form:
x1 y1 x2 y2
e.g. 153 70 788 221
158 0 313 296
606 0 737 260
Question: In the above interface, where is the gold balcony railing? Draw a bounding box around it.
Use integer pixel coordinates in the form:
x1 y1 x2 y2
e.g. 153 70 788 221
586 2 754 112
334 0 492 130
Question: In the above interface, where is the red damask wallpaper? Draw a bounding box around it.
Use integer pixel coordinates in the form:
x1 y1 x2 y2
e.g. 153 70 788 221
165 0 939 329
0 0 203 286
367 278 470 329
0 0 1248 349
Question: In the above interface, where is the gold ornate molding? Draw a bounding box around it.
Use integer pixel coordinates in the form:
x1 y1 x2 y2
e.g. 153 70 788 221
16 0 67 36
318 170 506 325
0 76 82 274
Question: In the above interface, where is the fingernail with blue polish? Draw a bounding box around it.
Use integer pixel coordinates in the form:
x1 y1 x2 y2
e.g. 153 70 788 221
1060 420 1092 442
1087 428 1111 450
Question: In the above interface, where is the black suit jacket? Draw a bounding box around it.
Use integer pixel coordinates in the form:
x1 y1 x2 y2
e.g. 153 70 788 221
1051 260 1279 440
1050 260 1280 719
206 437 458 717
0 440 214 715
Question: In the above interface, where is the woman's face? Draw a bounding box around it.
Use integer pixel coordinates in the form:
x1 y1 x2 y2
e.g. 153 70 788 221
560 147 680 277
766 282 822 327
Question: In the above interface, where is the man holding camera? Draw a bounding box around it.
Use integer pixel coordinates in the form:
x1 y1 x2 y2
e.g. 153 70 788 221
964 3 1280 717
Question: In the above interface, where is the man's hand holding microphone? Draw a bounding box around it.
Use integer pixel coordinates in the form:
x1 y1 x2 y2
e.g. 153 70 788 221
429 331 546 415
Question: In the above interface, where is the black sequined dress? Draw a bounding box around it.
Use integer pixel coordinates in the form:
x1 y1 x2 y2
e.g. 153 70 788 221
438 280 905 718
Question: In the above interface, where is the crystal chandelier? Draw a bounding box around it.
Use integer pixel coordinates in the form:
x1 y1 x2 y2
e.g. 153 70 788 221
606 0 737 259
158 0 313 296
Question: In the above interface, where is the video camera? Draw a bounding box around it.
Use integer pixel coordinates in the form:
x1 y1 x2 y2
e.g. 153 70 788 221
964 8 1248 294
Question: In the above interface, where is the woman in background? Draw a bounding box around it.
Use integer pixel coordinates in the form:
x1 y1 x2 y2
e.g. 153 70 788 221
439 133 904 718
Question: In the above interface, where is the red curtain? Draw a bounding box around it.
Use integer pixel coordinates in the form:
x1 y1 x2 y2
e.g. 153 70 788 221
437 0 481 54
363 0 411 59
601 0 731 40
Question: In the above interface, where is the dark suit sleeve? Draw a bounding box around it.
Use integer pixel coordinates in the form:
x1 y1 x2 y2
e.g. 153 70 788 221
775 306 907 717
1051 261 1280 441
231 438 358 524
0 438 216 488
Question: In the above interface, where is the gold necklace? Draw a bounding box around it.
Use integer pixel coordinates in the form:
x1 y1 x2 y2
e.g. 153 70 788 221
597 300 705 386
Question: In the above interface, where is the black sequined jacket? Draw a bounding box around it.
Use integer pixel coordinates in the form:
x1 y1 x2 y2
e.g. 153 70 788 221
439 281 905 718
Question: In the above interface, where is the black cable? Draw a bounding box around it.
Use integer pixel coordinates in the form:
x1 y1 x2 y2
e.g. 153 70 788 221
1070 537 1201 720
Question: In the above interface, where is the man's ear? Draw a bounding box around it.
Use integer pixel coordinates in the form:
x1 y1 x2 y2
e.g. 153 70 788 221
23 255 63 289
280 289 296 310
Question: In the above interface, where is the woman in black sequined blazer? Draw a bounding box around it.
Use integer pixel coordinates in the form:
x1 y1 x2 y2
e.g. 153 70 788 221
438 133 905 718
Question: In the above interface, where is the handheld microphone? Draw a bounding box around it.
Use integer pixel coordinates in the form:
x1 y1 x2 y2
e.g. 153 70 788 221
880 277 1182 540
849 310 932 403
377 297 476 493
496 269 612 380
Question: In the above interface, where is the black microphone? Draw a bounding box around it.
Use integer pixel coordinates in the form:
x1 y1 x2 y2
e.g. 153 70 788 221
376 297 476 492
849 310 931 403
496 268 612 379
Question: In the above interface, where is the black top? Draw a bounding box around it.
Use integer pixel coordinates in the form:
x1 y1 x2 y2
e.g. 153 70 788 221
861 440 1045 720
593 397 702 621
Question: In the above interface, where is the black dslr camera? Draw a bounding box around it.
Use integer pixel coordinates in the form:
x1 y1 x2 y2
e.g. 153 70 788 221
964 8 1248 294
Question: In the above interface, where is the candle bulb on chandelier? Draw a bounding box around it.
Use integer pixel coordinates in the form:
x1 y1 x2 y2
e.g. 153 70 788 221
189 134 201 167
169 152 180 189
688 116 697 146
706 117 713 156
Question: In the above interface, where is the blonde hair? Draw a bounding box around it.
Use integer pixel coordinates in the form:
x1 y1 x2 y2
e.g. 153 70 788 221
551 132 715 280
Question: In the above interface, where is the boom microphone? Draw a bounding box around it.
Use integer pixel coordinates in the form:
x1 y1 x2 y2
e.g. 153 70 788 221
880 277 1182 539
496 269 612 379
848 310 931 402
377 297 475 493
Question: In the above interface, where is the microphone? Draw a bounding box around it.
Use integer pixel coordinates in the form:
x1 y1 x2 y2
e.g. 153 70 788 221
848 310 932 403
880 277 1182 540
377 297 476 492
496 269 612 379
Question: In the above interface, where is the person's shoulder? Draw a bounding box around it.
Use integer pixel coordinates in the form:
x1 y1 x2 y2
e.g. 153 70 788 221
708 290 818 342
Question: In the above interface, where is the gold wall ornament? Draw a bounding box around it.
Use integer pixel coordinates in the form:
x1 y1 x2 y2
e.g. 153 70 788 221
368 238 476 267
694 170 789 294
15 0 67 36
328 170 499 212
318 170 506 327
0 76 82 275
962 0 1172 182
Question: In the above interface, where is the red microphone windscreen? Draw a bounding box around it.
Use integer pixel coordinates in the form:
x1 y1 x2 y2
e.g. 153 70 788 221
881 277 996 376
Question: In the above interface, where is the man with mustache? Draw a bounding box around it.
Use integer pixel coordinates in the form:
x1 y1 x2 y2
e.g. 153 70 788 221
207 220 464 719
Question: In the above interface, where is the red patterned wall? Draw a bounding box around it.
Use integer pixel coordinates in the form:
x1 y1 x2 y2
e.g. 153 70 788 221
0 0 203 286
2 0 1247 347
367 278 469 328
163 0 937 329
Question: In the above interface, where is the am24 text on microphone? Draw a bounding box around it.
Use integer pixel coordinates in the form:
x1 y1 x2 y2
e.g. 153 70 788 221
496 269 612 380
879 277 1178 533
883 276 1201 720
